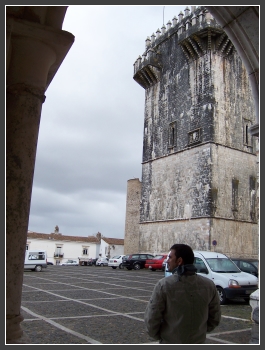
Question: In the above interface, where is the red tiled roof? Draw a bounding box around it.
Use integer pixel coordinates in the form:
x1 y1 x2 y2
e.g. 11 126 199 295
102 237 124 245
27 231 100 243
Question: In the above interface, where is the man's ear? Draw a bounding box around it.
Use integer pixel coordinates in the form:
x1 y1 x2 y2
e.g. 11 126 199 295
178 257 183 266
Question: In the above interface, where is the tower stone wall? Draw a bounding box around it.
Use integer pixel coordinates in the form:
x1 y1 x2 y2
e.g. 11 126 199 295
128 6 258 258
124 178 141 254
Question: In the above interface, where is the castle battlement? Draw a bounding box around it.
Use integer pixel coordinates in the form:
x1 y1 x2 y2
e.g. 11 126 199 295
133 6 235 89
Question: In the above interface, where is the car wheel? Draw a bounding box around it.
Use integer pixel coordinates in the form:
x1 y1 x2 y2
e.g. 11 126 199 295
119 263 123 269
133 263 141 270
216 286 227 305
112 266 117 269
151 268 156 271
126 267 132 270
35 265 42 272
100 263 104 266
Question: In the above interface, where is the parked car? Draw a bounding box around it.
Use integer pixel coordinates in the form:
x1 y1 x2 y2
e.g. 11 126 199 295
60 260 79 266
164 250 259 305
108 255 125 269
24 249 47 272
122 253 154 270
96 257 109 266
90 258 98 266
145 254 168 271
122 255 130 262
47 261 54 265
230 258 259 278
85 258 98 266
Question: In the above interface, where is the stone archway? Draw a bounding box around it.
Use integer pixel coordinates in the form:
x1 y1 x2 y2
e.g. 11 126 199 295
205 6 259 137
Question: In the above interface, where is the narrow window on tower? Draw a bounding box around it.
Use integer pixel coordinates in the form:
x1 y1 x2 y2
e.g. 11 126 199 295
249 176 256 221
168 121 177 148
232 178 239 217
243 118 252 147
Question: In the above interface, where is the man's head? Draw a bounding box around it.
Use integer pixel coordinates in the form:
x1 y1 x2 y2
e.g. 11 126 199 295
167 244 194 272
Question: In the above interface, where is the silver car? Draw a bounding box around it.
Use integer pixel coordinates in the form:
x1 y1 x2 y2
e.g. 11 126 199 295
60 260 79 266
96 257 109 266
108 255 125 269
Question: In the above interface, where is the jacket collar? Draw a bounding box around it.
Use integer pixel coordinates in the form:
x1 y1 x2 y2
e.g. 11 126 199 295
172 264 197 276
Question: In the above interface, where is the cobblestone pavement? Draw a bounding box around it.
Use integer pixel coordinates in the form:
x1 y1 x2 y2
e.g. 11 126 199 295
20 266 255 345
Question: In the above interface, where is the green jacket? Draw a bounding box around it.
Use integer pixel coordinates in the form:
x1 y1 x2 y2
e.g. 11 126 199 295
144 271 221 344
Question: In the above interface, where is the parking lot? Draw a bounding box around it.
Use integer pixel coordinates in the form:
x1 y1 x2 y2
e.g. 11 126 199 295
21 265 254 344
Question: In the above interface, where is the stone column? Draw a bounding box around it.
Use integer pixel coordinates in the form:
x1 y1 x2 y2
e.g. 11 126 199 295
6 36 56 345
6 9 74 343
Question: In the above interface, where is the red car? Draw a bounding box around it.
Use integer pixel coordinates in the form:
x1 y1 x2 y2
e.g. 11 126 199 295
145 254 168 271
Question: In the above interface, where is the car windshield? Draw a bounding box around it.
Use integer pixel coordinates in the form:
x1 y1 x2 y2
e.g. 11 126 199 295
153 255 165 260
112 256 120 259
251 261 259 268
206 258 241 273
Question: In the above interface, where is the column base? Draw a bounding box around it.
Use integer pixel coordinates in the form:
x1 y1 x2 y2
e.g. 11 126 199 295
6 314 31 344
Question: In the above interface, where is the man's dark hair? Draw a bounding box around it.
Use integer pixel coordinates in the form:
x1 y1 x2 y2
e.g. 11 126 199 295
170 244 194 265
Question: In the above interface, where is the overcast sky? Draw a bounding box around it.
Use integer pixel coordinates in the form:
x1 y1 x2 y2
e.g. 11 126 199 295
28 5 189 239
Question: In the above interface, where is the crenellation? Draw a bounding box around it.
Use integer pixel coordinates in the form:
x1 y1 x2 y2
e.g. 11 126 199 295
172 16 178 27
205 9 213 24
192 14 197 26
145 36 151 48
133 7 225 76
156 28 161 38
184 6 191 17
166 20 172 31
198 10 205 23
178 11 184 21
185 19 192 31
178 24 185 36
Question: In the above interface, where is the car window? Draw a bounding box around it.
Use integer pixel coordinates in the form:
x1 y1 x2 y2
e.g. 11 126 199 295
147 254 154 259
194 257 208 273
132 255 139 259
206 258 240 273
240 261 256 274
140 255 147 259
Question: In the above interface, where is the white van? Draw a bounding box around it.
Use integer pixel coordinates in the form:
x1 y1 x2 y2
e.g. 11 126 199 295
24 250 47 272
164 250 258 304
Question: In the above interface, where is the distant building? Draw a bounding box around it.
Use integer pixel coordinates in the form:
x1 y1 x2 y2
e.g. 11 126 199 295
100 237 125 258
26 231 124 265
125 6 258 259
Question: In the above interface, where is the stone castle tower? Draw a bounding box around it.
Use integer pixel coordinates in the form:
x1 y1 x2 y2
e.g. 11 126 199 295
124 6 258 258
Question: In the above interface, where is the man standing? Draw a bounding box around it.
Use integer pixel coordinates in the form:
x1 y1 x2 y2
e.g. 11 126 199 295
144 244 221 344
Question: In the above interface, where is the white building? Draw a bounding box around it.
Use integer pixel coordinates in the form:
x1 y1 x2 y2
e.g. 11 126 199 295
100 237 125 258
26 231 124 265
